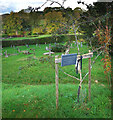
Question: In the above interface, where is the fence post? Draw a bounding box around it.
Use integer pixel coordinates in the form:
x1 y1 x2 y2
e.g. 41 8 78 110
88 50 91 101
55 55 59 109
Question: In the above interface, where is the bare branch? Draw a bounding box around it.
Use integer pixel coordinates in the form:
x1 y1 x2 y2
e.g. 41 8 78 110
62 0 67 6
40 1 48 8
47 0 64 7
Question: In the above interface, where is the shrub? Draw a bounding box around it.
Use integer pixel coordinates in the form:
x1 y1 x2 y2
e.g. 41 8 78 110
51 44 67 52
2 34 8 38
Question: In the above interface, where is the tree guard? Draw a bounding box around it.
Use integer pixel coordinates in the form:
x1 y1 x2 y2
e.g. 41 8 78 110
55 51 93 109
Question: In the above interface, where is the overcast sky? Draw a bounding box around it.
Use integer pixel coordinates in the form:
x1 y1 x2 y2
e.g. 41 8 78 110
0 0 98 15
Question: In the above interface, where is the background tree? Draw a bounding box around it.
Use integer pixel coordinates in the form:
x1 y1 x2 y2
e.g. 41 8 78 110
77 1 112 86
3 11 23 36
73 7 83 19
78 2 112 48
18 9 31 35
44 11 67 34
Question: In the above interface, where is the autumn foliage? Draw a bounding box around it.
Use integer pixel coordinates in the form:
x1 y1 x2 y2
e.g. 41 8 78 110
96 23 111 74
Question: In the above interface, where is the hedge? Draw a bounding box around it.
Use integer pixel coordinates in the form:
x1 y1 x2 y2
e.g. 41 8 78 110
2 35 85 47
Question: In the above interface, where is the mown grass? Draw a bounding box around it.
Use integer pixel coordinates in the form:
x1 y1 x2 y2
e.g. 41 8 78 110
2 34 80 41
2 34 52 41
2 43 111 118
2 83 111 118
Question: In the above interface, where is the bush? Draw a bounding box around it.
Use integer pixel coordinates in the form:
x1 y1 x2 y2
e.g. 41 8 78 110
10 35 24 37
2 34 8 38
2 35 84 47
2 39 38 47
2 35 68 47
51 44 67 52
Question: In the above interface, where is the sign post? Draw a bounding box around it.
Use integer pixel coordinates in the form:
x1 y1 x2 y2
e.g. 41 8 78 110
88 50 91 101
61 54 77 67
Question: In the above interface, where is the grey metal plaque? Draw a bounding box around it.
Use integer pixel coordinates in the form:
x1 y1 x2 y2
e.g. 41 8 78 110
61 53 77 67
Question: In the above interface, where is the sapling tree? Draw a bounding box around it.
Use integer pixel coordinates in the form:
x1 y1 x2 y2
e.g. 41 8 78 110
36 0 88 103
27 0 112 102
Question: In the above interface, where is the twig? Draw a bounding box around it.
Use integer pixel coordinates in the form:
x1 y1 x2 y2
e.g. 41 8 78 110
58 67 80 81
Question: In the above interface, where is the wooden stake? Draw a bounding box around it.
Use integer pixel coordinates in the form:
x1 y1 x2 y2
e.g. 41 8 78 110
49 44 51 56
80 69 82 85
77 69 82 103
88 50 91 101
55 55 59 109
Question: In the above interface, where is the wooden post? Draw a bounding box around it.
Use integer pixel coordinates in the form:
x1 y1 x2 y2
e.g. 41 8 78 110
49 44 51 56
88 50 91 101
77 69 82 103
55 55 59 109
77 52 82 102
80 69 82 85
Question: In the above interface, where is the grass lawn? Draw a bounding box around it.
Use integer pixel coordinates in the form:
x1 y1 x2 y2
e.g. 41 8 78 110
2 34 80 41
2 43 111 118
2 34 52 41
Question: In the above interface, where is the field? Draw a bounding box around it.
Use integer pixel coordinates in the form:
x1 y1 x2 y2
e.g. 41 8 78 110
2 34 77 41
2 35 52 41
2 42 111 118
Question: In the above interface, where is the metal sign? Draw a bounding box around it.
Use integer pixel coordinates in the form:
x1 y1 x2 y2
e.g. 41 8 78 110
61 53 77 67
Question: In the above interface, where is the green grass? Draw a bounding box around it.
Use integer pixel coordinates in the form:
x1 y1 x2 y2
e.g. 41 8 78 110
2 34 52 41
2 43 111 118
2 83 111 118
2 34 80 41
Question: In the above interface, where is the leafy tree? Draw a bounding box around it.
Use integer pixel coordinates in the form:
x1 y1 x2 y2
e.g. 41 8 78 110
28 12 42 29
3 11 23 36
78 2 112 46
22 6 43 33
73 7 83 19
44 7 64 14
18 9 31 33
77 1 112 82
44 11 67 34
32 26 46 35
45 11 63 23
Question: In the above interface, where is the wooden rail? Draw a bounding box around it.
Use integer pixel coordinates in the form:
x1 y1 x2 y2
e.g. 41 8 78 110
55 52 93 63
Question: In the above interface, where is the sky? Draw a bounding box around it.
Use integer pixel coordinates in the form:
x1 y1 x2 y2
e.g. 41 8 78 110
0 0 98 15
